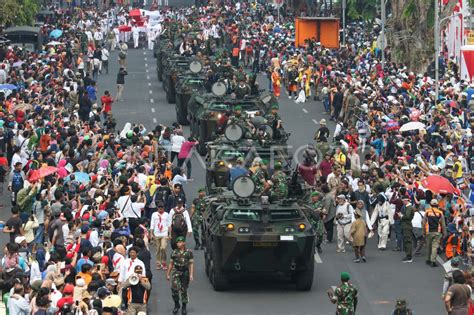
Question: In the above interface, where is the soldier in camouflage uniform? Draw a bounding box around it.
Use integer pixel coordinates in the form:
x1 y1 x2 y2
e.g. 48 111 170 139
270 162 288 200
251 159 268 194
167 236 194 315
228 105 254 138
191 188 206 250
328 272 358 315
310 191 325 253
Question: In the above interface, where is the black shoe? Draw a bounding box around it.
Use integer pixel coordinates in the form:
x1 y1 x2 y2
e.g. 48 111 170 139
317 246 322 253
402 257 413 263
392 247 401 252
430 262 438 267
425 260 431 265
361 257 367 263
182 303 187 315
173 302 180 314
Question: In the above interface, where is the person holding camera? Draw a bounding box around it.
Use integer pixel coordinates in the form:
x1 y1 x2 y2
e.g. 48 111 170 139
122 265 150 315
328 272 358 315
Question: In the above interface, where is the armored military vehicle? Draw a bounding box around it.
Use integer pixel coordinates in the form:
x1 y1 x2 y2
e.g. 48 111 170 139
175 60 208 125
205 124 291 192
162 56 190 104
202 176 316 291
187 82 278 155
155 39 174 82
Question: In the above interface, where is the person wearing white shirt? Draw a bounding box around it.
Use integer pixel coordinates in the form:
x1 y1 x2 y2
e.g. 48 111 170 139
168 200 192 250
369 194 392 250
117 191 145 232
150 204 170 270
412 206 425 256
118 247 146 283
170 132 185 164
335 194 354 253
132 26 140 48
147 28 155 50
172 169 187 186
8 286 30 315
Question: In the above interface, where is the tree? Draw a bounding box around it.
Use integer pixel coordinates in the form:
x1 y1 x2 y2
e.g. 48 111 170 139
347 0 378 21
0 0 39 27
387 0 460 72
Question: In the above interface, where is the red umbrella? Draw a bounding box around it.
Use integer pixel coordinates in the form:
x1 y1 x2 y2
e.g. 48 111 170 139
129 9 141 17
29 166 58 182
421 175 460 195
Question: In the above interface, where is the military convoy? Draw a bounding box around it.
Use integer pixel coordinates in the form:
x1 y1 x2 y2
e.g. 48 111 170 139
201 176 316 291
154 29 316 292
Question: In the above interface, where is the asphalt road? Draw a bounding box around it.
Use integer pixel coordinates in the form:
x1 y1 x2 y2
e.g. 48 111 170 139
0 44 447 314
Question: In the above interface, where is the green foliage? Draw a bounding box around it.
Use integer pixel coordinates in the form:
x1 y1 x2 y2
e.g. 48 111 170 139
347 0 378 21
402 1 416 19
0 0 39 27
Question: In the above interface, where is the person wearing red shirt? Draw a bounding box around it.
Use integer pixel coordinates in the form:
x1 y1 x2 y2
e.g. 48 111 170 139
101 90 114 120
56 284 74 309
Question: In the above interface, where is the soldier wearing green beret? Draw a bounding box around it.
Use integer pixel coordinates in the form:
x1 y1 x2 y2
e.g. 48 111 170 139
167 236 194 315
191 188 206 250
265 104 283 138
310 191 324 253
328 272 358 315
269 162 288 200
250 159 268 194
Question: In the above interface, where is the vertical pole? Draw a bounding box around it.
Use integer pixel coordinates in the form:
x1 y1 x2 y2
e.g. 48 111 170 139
342 0 346 46
381 0 386 70
435 0 439 101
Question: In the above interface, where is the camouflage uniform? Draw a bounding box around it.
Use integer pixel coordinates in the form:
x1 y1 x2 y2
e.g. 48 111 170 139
271 170 288 199
251 167 266 194
310 201 324 249
334 282 358 315
191 197 206 245
170 248 194 304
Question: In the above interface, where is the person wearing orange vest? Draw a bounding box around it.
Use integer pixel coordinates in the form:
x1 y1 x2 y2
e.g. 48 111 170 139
422 199 446 267
445 223 462 260
123 264 151 314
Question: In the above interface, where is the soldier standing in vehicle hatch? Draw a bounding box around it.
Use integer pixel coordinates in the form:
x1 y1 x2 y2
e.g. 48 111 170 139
310 191 325 253
250 159 268 194
191 188 206 250
269 162 288 199
167 236 194 315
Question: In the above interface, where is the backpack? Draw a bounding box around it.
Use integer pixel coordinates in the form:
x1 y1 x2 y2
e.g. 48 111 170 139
11 171 24 192
172 210 187 233
119 51 126 59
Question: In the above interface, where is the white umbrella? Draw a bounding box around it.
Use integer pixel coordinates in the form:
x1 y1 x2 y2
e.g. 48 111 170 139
399 121 426 132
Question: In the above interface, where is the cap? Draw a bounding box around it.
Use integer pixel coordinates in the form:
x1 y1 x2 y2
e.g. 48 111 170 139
176 236 186 243
341 272 350 281
320 119 326 125
310 191 320 198
177 198 184 204
198 188 206 193
106 279 118 286
63 284 75 294
236 157 244 163
430 199 439 206
271 104 279 110
81 225 89 234
15 236 26 244
274 162 282 170
336 194 346 199
234 105 242 111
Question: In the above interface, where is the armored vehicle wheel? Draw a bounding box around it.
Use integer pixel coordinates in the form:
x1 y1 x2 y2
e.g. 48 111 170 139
198 141 207 156
166 90 175 104
210 241 229 291
295 256 314 291
176 105 189 125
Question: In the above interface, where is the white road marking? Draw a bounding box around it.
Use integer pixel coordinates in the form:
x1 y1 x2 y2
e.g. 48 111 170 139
147 75 150 80
145 63 148 67
144 57 147 61
153 118 157 123
145 69 149 73
312 119 319 125
148 82 151 86
302 108 308 114
149 90 152 94
151 108 155 113
150 98 154 103
314 252 323 264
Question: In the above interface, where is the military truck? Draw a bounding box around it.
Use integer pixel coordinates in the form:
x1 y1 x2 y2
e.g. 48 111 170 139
155 39 174 82
202 176 316 291
162 56 190 104
175 60 208 125
205 124 291 192
187 82 277 155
